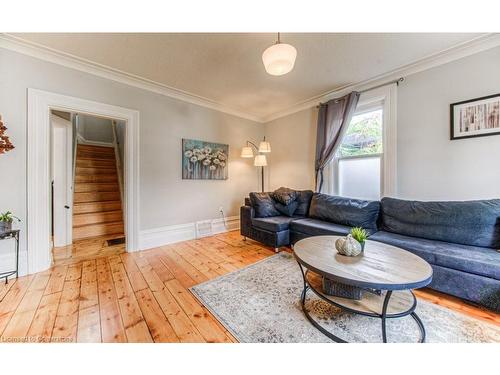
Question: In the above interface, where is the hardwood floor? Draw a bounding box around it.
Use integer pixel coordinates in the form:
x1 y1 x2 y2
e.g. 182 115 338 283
0 231 498 343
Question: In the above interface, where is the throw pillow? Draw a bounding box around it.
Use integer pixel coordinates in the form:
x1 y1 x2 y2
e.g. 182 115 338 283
249 192 281 218
270 187 298 206
294 190 314 216
275 201 299 217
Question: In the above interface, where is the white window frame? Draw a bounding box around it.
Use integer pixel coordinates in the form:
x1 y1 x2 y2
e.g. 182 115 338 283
328 84 397 198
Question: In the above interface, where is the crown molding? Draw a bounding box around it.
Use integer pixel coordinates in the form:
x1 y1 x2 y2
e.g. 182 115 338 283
0 33 264 123
2 33 499 124
262 33 500 123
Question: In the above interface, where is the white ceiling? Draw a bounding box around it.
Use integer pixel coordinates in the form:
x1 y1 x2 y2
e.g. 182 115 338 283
12 33 485 120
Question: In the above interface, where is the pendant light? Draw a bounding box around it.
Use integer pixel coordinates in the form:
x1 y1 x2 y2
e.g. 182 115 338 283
262 33 297 76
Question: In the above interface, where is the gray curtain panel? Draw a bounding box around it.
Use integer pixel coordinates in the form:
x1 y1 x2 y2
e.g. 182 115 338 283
314 91 360 192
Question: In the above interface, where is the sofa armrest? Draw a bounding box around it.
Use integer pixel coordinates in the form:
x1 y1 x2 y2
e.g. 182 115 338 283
240 205 255 232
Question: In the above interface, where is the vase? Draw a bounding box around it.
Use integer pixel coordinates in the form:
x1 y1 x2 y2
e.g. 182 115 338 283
0 221 12 233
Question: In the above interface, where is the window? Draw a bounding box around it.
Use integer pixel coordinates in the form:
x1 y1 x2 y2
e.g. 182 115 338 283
335 107 383 200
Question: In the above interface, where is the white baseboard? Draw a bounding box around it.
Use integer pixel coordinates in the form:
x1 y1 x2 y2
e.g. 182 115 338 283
138 215 240 251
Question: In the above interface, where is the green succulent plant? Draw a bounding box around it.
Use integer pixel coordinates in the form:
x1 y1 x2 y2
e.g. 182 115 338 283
0 211 21 223
350 227 368 244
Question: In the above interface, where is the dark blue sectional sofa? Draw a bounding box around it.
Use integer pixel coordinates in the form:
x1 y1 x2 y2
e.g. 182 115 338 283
240 190 500 311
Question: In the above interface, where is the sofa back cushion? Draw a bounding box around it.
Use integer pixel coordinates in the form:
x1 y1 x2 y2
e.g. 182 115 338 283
308 193 380 231
380 197 500 248
249 192 280 218
294 190 314 216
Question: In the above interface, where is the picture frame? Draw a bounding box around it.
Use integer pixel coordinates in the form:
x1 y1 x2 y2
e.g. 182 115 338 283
450 93 500 140
182 138 229 180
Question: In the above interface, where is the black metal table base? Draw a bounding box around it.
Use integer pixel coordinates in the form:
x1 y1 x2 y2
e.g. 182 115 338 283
297 261 426 343
0 230 20 284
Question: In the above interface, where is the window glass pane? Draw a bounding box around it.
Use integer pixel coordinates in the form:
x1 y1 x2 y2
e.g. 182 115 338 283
338 109 383 158
338 156 381 200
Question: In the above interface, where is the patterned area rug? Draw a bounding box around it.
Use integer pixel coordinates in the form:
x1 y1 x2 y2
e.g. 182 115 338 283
190 253 500 343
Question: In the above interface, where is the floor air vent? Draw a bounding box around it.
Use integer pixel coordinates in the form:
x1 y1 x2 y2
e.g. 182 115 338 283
196 220 213 238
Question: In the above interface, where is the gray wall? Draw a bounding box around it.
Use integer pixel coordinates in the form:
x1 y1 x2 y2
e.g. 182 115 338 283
265 108 317 191
0 48 264 257
265 46 500 200
77 114 114 143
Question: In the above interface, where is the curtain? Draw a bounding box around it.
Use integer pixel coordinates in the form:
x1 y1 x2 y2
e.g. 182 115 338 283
315 91 360 192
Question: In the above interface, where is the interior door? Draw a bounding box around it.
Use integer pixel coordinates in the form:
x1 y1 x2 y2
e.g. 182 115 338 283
51 114 73 247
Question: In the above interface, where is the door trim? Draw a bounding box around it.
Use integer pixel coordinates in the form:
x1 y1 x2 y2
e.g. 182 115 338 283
27 89 140 274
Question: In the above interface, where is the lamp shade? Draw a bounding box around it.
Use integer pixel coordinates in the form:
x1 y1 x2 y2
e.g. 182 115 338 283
262 43 297 76
254 154 267 167
240 146 254 158
258 141 271 153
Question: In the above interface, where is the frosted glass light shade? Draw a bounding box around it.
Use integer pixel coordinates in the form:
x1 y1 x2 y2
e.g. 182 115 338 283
241 146 254 158
258 141 271 153
254 154 267 167
262 43 297 76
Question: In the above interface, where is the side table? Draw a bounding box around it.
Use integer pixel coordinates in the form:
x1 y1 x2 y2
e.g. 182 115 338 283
0 230 20 284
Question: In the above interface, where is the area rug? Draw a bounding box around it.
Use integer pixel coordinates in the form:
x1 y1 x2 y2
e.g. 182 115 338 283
190 253 500 343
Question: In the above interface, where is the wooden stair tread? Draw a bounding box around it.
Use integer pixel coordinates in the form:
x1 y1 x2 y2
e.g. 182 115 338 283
74 183 119 192
73 144 123 241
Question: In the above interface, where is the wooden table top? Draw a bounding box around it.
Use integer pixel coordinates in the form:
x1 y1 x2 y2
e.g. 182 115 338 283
293 235 433 291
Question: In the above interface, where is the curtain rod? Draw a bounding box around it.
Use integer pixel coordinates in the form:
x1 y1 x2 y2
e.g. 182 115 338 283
316 77 404 107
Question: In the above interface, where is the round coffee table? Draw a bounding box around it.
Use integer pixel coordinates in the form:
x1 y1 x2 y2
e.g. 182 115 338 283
293 235 433 343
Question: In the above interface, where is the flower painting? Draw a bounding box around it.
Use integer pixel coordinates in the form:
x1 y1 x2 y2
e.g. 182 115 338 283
182 139 229 180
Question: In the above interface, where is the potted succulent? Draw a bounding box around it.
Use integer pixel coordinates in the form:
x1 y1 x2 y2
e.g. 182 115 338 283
350 227 368 251
0 211 21 233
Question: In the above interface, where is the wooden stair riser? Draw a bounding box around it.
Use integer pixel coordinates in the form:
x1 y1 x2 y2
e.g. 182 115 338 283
73 222 124 240
75 183 120 193
75 174 118 183
73 210 123 227
77 151 115 160
74 191 121 203
73 201 122 214
76 167 118 175
78 144 114 152
76 159 117 168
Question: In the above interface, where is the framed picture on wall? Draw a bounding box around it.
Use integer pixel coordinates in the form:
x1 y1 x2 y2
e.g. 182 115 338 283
182 139 229 180
450 93 500 140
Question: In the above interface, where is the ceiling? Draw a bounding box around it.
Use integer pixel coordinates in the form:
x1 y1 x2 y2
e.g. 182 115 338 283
11 33 485 121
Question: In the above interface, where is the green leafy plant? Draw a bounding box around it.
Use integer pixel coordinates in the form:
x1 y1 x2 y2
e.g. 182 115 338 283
0 211 21 223
350 227 368 244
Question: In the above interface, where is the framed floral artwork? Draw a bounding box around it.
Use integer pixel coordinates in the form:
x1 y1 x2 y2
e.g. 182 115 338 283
182 139 229 180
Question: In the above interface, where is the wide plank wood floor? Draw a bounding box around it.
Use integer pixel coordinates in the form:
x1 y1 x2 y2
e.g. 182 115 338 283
0 231 498 343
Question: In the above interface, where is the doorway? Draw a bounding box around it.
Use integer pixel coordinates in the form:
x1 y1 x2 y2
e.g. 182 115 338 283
27 89 140 275
50 110 128 264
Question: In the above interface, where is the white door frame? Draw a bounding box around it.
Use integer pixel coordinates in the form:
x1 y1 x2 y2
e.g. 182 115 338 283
28 88 140 274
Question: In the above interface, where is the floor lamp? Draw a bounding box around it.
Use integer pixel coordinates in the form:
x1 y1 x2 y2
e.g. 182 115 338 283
241 137 271 192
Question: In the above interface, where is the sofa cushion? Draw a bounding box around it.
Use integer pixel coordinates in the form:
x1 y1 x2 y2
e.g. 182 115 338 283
369 231 500 280
308 193 380 231
290 218 377 237
249 192 280 218
275 201 299 217
252 216 296 232
380 197 500 248
294 190 314 216
270 187 298 206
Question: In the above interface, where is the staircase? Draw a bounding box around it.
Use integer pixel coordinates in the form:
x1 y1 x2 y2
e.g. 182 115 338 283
73 144 124 241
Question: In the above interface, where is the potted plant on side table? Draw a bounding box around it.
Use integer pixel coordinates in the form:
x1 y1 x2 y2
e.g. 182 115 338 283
0 211 21 234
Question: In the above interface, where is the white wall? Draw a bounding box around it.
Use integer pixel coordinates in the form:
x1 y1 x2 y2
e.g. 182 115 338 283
265 46 500 200
0 48 264 268
397 46 500 200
